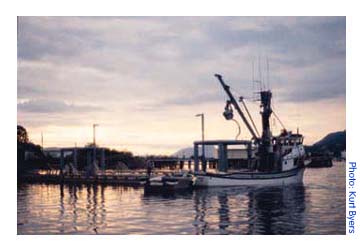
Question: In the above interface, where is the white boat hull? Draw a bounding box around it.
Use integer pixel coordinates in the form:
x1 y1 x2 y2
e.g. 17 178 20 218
194 168 305 187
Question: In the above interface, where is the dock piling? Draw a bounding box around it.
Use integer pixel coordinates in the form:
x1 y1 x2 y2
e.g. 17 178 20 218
194 143 199 172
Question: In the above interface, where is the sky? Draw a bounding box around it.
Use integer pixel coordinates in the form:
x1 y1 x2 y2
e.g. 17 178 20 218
17 16 346 155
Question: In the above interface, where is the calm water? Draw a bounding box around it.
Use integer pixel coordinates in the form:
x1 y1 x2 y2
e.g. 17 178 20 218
17 162 345 235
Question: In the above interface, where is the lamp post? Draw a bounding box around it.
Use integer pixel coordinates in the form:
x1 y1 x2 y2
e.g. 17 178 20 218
93 124 99 146
93 124 99 163
195 113 205 171
41 131 43 150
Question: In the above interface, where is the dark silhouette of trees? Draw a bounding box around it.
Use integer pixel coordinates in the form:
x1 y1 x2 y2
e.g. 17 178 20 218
85 142 98 148
17 125 29 144
17 125 48 176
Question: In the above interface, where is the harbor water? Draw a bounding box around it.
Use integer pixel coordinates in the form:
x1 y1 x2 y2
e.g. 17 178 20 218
17 162 345 235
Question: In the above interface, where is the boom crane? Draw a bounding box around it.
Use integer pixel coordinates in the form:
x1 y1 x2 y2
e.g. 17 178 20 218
214 74 259 142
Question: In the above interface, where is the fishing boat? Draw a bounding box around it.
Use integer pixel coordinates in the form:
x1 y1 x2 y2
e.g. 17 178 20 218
193 74 308 187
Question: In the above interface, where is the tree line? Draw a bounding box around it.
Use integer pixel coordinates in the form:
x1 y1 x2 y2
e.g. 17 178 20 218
17 125 170 175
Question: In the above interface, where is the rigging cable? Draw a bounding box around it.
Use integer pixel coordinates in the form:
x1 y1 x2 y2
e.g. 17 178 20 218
272 108 286 131
240 98 260 138
231 119 241 140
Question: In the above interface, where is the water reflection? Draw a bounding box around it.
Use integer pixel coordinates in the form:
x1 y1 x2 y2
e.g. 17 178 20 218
217 192 230 234
54 184 107 234
17 163 345 234
191 185 306 234
68 185 78 232
248 185 306 234
141 184 306 234
16 183 314 235
59 184 65 233
193 190 208 234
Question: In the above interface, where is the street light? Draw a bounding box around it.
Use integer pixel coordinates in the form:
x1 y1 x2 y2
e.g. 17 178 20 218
93 124 99 146
92 124 99 164
195 114 205 170
41 131 43 150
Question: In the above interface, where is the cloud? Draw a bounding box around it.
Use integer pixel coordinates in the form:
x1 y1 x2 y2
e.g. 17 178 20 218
18 17 345 104
17 99 104 114
17 17 346 154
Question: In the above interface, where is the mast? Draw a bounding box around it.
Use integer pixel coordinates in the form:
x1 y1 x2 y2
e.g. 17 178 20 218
258 90 275 171
260 90 272 148
214 74 259 142
215 73 277 171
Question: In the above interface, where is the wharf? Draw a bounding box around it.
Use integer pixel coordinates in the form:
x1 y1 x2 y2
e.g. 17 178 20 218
19 171 152 186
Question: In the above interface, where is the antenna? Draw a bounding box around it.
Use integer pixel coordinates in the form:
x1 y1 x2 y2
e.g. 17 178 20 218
266 57 270 90
252 60 255 101
17 16 19 44
258 55 262 90
296 105 300 135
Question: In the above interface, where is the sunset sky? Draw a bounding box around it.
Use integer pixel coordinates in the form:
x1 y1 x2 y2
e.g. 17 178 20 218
17 16 345 155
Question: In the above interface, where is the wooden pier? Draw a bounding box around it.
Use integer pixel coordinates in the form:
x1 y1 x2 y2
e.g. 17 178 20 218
18 153 254 186
19 172 148 186
18 167 190 186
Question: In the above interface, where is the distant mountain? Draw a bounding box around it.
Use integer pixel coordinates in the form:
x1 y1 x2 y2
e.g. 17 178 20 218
173 145 216 158
307 130 346 156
